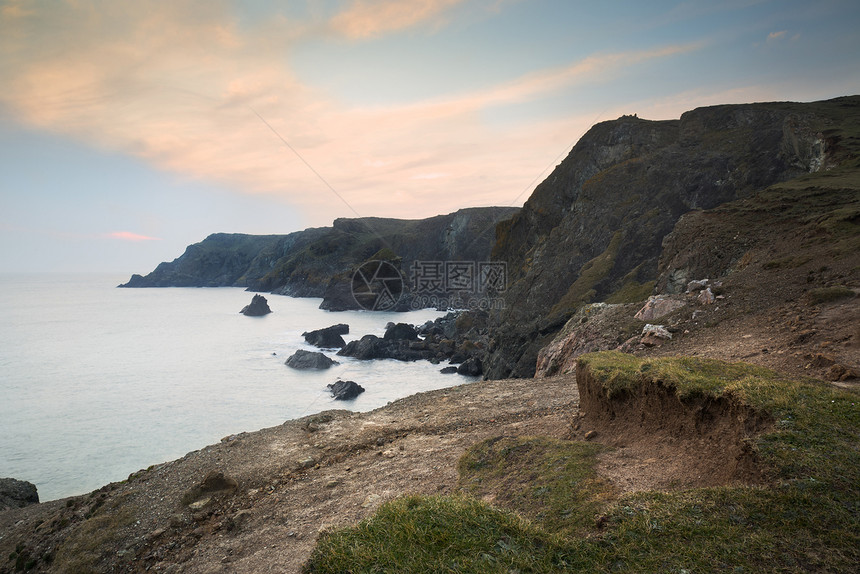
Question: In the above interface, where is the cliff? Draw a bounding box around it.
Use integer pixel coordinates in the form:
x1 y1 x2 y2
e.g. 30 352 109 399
119 207 519 301
485 96 859 378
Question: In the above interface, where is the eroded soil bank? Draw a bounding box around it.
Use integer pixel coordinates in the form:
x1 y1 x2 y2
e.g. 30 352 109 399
573 362 773 492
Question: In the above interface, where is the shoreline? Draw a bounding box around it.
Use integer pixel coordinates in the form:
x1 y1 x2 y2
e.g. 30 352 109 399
0 375 578 572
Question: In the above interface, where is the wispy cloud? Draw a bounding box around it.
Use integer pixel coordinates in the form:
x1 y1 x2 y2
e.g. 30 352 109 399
767 30 787 42
0 1 700 224
329 0 464 38
107 232 162 242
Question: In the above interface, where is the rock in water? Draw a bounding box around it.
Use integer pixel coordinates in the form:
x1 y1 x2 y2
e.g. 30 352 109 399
302 324 349 348
285 350 339 370
327 380 365 400
383 323 419 341
0 478 39 510
240 294 272 316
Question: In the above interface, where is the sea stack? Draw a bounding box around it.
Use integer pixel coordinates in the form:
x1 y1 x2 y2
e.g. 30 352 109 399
240 294 272 316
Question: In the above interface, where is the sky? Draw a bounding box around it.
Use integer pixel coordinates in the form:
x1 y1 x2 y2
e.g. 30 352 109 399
1 0 858 274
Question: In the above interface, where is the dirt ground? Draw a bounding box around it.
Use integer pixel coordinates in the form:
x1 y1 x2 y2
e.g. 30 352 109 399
1 376 580 573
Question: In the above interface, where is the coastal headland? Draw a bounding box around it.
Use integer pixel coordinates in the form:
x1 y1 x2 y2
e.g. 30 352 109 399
2 96 858 573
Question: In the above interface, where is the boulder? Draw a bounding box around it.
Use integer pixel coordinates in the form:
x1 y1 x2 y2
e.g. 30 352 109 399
440 366 459 374
697 287 716 305
383 323 419 341
285 350 339 370
240 294 272 316
457 356 483 376
686 279 709 293
339 335 387 360
303 324 349 348
634 296 687 322
327 380 365 400
641 324 672 346
0 478 39 510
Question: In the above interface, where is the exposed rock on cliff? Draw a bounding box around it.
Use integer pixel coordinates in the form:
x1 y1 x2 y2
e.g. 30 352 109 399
486 97 860 379
0 478 39 511
534 303 643 377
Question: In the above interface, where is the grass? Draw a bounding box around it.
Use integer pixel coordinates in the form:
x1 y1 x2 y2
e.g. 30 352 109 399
303 352 860 573
807 285 856 305
51 493 138 574
458 436 615 537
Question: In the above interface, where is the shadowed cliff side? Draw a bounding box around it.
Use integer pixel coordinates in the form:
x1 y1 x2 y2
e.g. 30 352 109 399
485 96 858 379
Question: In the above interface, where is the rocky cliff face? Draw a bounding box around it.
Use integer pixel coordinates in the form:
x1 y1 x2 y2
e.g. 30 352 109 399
119 207 518 299
119 233 286 288
485 97 858 379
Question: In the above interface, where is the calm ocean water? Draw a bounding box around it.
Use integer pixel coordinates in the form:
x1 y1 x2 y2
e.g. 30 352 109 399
0 273 465 501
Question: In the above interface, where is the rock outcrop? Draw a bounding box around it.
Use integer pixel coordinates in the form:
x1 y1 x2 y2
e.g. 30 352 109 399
302 324 349 349
240 294 271 316
383 323 419 341
0 478 39 511
534 303 643 377
285 350 339 370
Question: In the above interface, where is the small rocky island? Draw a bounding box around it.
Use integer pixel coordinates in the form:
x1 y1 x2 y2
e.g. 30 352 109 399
240 294 271 316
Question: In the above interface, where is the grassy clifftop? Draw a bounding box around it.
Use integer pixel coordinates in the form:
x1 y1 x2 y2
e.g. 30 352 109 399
305 352 859 573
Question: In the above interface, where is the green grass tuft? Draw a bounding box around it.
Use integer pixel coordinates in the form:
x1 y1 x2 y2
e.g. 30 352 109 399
303 495 570 573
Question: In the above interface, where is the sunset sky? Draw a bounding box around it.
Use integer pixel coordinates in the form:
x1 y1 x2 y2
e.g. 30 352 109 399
1 0 858 273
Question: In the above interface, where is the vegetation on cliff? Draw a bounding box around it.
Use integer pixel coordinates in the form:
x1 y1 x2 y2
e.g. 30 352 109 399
305 353 860 573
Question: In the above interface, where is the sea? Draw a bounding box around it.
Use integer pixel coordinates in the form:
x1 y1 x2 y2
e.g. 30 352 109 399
0 273 469 502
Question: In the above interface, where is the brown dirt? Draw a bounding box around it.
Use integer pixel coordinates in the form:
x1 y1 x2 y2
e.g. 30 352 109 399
0 377 577 574
573 367 772 493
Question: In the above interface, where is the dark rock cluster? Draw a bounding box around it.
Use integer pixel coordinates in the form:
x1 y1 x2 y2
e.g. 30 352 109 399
336 315 488 377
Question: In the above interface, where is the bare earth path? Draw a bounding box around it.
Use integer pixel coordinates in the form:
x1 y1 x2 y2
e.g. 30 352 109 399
0 376 579 573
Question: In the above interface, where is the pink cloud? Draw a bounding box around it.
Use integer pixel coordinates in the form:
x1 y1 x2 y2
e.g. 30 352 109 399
0 2 703 228
108 231 161 242
329 0 464 38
